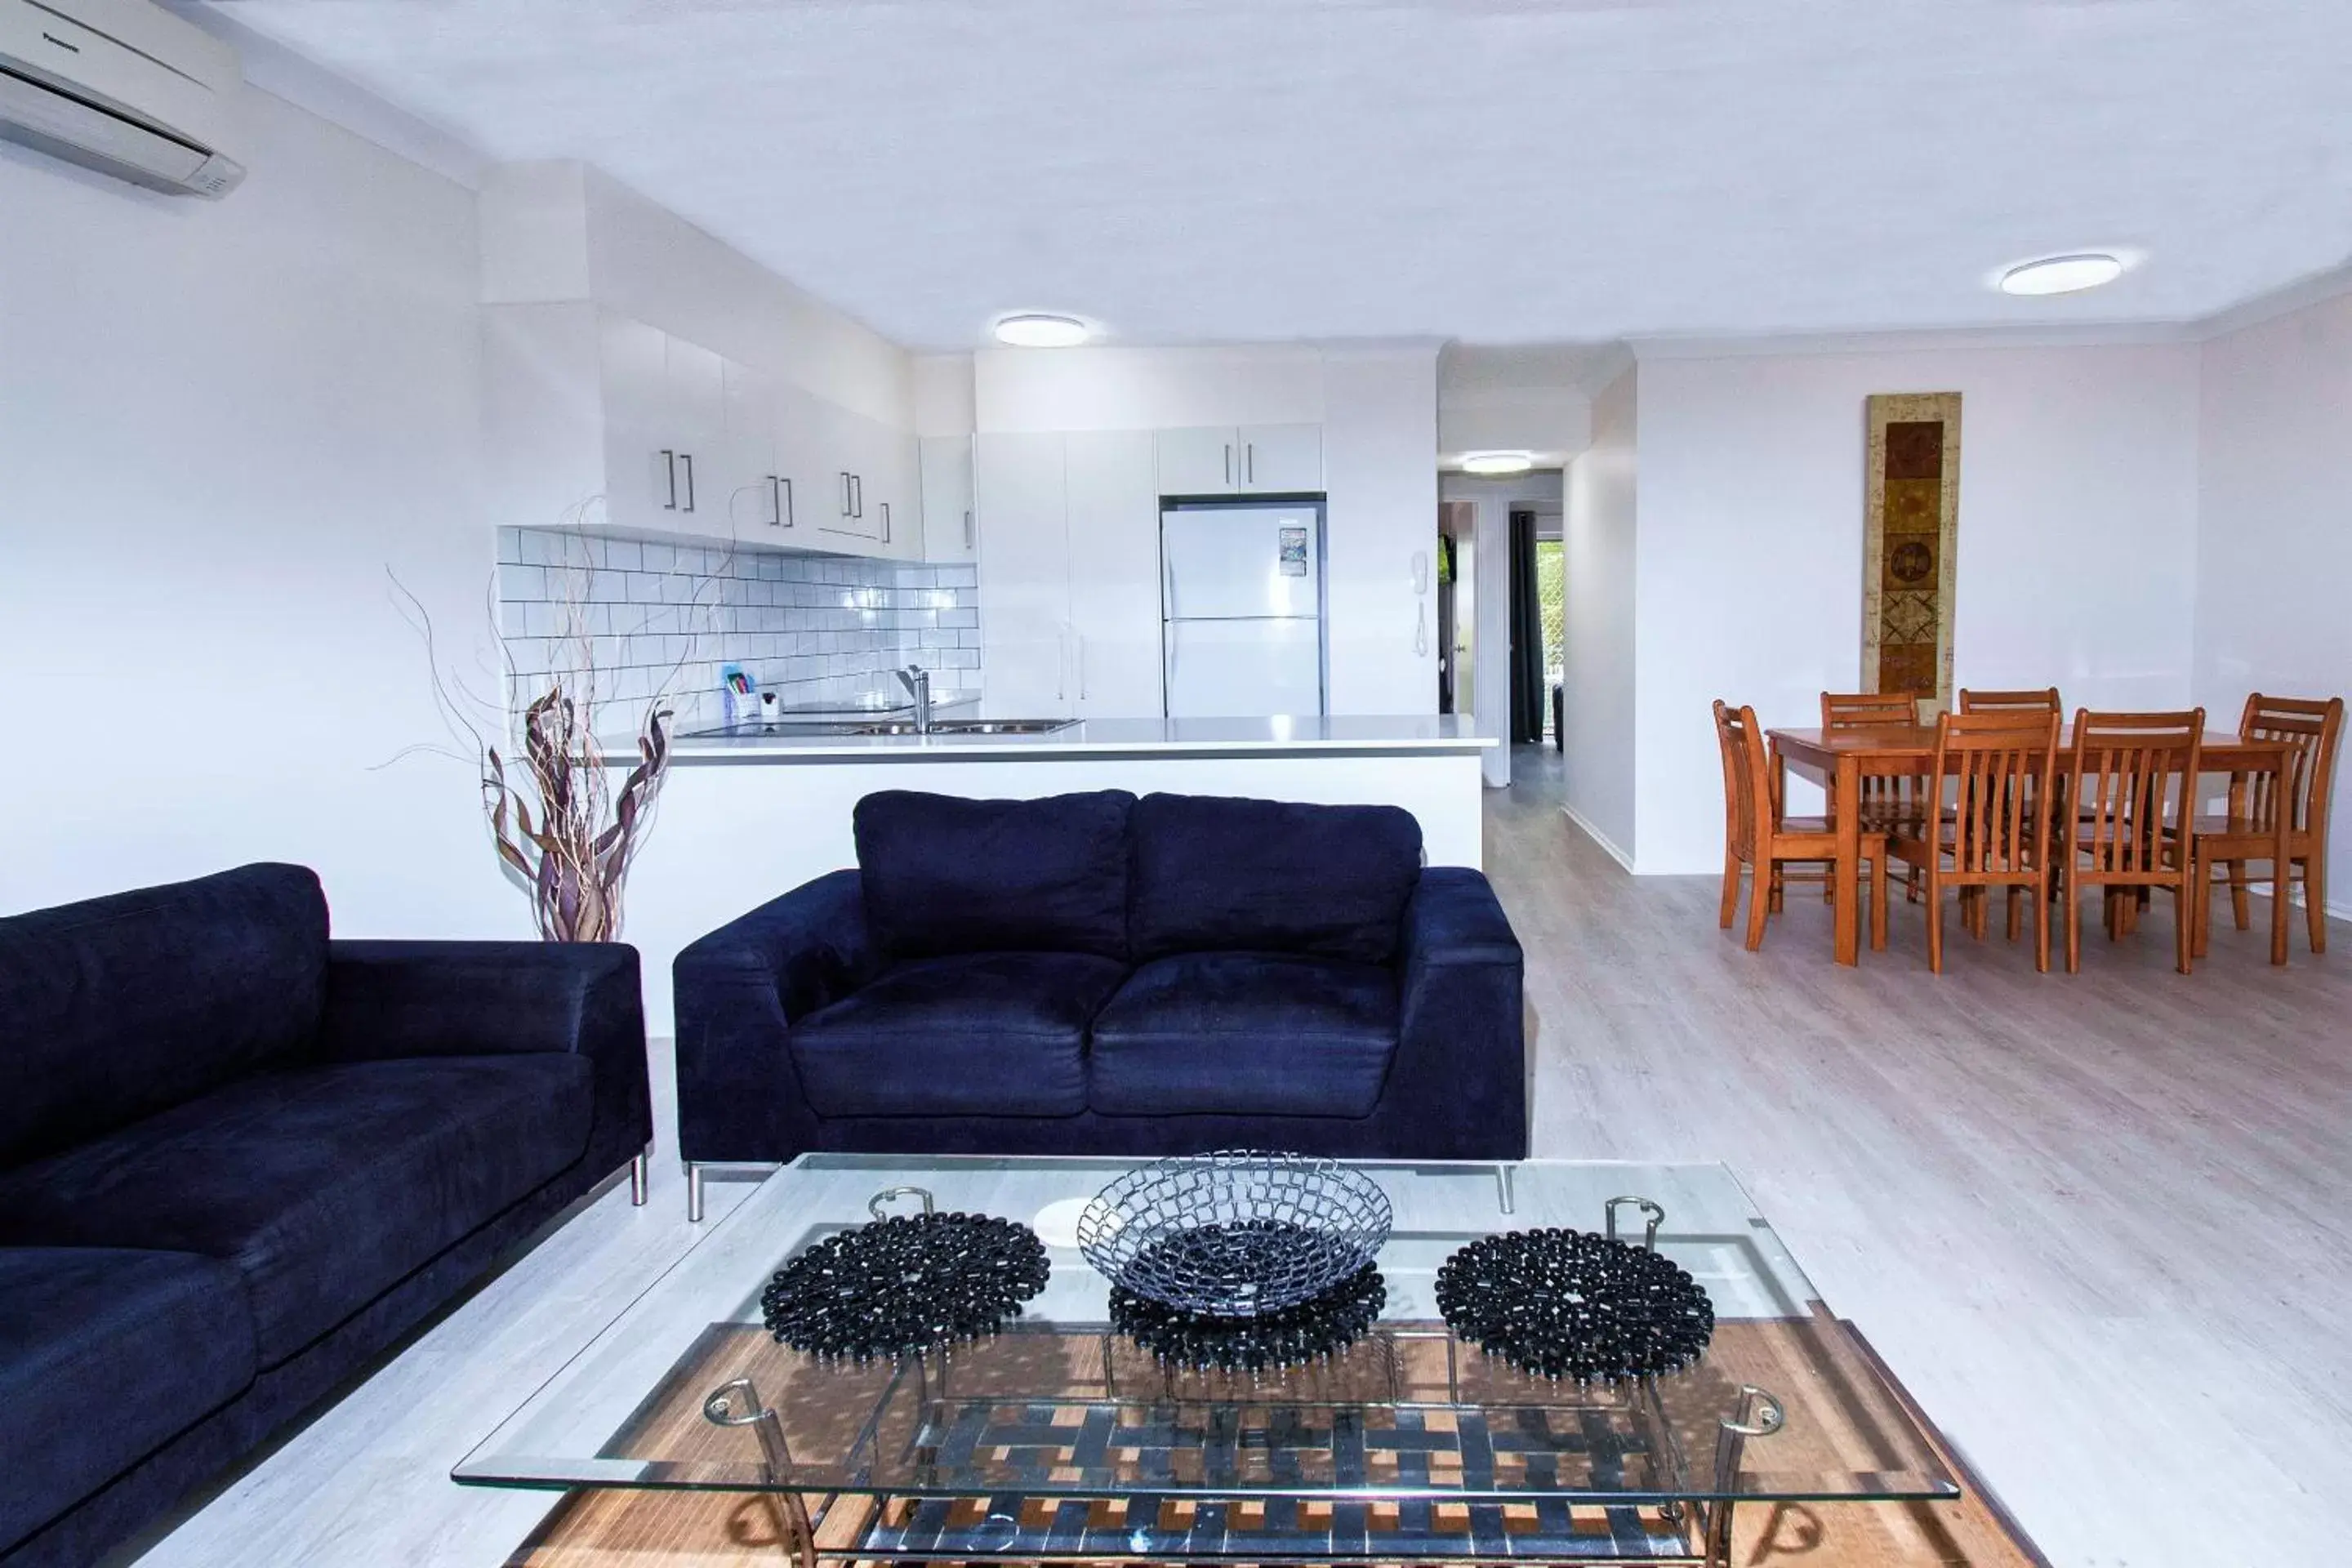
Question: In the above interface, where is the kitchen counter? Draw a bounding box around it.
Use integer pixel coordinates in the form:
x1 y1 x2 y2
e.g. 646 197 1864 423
665 713 1492 763
618 711 1493 1023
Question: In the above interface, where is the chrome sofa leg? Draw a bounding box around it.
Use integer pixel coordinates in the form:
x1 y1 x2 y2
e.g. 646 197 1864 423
687 1162 706 1224
630 1151 649 1207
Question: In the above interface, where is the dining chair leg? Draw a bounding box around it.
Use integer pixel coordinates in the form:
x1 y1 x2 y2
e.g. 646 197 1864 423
2034 877 2051 973
2193 852 2213 958
1869 852 1888 952
1767 864 1785 914
2005 886 2023 942
1719 851 1741 929
2173 883 2193 975
1926 885 1945 975
1745 862 1771 951
2306 858 2328 955
2228 858 2251 930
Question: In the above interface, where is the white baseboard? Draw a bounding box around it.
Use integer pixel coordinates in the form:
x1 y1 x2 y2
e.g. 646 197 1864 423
1560 805 1637 872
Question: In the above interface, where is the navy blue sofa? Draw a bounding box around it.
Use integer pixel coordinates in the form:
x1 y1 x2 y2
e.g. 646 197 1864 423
675 791 1525 1206
0 865 652 1568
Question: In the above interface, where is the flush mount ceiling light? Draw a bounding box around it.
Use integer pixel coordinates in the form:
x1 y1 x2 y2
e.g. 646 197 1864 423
1998 253 2127 296
993 313 1090 348
1460 452 1535 476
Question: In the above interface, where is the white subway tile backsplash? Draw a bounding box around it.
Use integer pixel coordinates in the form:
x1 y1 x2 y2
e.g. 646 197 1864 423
499 529 984 728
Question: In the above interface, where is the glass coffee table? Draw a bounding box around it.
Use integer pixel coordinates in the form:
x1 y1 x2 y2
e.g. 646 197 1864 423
459 1156 1958 1567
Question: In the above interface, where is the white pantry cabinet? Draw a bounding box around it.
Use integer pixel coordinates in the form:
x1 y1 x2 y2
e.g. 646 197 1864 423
973 430 1163 719
1153 423 1323 497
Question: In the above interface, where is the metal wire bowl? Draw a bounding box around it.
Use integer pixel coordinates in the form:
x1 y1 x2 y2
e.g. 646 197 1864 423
1076 1151 1393 1317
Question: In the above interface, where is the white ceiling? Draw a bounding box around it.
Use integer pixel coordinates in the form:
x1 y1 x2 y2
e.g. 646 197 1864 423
214 0 2352 351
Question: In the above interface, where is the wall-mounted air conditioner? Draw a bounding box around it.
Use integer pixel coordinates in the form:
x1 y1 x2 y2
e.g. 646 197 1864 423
0 0 243 198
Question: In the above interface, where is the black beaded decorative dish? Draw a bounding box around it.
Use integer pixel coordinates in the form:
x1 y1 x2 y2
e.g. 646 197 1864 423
760 1211 1049 1362
1435 1227 1714 1383
1077 1151 1393 1317
1111 1265 1388 1371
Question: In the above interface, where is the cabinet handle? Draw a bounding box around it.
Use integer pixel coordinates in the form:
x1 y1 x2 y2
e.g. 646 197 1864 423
662 450 678 510
880 501 891 543
1078 634 1089 702
770 475 794 528
853 474 864 519
680 452 696 513
963 509 974 550
1223 443 1232 485
840 472 853 518
1246 442 1255 483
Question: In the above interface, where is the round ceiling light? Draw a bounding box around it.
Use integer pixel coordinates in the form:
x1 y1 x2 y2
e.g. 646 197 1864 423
1998 253 2126 296
993 313 1090 348
1460 452 1535 477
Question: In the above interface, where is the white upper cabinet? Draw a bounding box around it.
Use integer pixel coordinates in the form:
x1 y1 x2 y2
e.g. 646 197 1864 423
1236 422 1323 492
919 434 976 564
1153 423 1324 497
485 301 918 558
974 432 1075 716
1156 425 1241 497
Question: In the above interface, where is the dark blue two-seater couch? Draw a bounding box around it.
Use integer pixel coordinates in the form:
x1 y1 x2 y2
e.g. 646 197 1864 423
0 864 652 1568
675 790 1526 1205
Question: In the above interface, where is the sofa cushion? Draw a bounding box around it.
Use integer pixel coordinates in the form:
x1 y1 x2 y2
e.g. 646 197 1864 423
0 1247 257 1556
854 790 1134 960
1088 952 1401 1117
0 863 329 1168
1127 795 1423 964
789 952 1127 1117
0 1056 593 1366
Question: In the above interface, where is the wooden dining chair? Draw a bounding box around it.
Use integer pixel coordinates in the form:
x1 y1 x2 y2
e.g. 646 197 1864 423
2188 693 2344 958
1958 687 2063 715
2059 709 2203 975
1819 693 1930 902
1714 700 1887 953
1887 710 2060 973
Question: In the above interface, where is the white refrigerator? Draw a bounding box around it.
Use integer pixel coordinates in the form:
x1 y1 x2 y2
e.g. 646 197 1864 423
1160 501 1326 718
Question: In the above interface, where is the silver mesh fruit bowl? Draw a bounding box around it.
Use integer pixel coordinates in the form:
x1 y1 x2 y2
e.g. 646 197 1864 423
1076 1151 1394 1318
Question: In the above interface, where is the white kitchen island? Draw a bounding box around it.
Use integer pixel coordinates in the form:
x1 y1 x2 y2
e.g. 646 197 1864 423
618 715 1494 1024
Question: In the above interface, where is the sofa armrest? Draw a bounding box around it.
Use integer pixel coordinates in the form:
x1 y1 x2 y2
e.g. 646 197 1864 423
672 870 878 1165
1388 868 1528 1158
319 940 653 1172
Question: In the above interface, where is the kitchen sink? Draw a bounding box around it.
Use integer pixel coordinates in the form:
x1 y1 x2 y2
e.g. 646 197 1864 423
928 718 1080 735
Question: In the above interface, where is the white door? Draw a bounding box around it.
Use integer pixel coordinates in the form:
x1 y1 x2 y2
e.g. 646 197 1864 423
663 336 727 535
974 432 1073 715
597 313 672 532
1239 423 1323 492
1063 430 1163 717
721 360 784 540
1156 425 1240 497
1165 617 1323 718
920 434 976 563
1161 504 1322 621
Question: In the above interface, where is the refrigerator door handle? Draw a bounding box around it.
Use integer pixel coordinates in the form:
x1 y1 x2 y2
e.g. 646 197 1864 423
1077 634 1088 701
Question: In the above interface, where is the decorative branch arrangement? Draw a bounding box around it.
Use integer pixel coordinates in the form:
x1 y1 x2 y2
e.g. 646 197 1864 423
392 508 725 942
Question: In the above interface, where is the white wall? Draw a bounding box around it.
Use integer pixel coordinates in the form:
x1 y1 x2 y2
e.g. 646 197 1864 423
2195 295 2352 919
1629 342 2203 873
1561 367 1640 862
0 91 519 938
972 343 1440 716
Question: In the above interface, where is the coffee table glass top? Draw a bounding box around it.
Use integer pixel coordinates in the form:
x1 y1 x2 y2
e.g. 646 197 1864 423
456 1156 1955 1507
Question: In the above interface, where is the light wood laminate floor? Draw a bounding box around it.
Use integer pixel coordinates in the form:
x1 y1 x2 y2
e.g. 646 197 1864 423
123 747 2352 1568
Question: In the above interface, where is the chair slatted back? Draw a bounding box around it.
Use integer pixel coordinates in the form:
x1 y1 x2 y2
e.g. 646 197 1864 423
2238 693 2345 839
1822 692 1927 821
1713 700 1771 866
2069 709 2203 876
1958 687 2063 717
1931 710 2060 882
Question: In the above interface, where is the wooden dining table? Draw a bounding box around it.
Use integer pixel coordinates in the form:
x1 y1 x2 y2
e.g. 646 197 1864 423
1767 725 2296 968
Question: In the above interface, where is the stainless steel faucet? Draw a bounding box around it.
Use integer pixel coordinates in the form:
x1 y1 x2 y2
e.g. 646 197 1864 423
895 664 933 733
